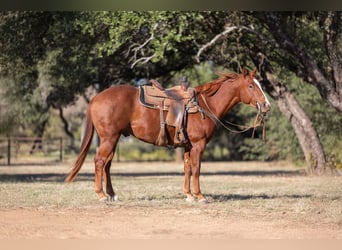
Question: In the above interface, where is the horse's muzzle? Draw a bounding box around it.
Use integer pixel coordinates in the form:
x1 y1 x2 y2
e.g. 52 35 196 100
257 102 271 114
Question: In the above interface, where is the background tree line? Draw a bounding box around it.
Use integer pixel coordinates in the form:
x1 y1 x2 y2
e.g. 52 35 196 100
0 11 341 174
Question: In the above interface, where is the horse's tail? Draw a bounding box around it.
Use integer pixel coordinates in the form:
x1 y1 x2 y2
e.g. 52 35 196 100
65 106 94 183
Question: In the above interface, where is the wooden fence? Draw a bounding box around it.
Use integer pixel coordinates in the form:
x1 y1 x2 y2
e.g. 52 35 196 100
0 137 63 165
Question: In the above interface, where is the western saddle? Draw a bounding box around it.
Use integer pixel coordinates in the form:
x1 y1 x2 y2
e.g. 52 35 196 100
138 77 198 147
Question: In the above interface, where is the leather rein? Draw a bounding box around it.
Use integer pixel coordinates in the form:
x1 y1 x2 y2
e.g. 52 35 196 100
197 93 267 140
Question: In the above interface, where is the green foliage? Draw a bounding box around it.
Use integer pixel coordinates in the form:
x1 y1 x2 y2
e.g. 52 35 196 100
0 11 226 137
0 11 340 166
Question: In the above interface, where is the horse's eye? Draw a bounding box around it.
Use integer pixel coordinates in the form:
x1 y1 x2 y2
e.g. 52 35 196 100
248 84 254 90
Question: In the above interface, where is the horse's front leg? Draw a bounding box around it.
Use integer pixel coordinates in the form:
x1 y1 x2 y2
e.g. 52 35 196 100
183 149 195 202
191 165 207 203
188 141 208 203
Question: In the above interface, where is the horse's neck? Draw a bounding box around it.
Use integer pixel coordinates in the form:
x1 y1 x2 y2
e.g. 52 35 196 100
203 81 240 118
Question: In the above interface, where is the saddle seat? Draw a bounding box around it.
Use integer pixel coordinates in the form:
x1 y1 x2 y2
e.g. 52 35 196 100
138 80 199 147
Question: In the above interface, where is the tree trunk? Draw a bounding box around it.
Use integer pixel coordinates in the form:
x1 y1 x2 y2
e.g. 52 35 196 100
58 107 77 153
249 48 336 175
265 73 330 175
29 119 48 154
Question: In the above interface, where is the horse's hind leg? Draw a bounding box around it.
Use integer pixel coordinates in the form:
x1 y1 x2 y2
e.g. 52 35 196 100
94 136 119 201
103 152 117 202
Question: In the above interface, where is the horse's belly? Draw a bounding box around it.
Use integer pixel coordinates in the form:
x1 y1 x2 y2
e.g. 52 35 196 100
129 107 162 144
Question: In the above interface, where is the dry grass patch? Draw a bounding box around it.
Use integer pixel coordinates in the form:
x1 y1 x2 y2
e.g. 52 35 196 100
0 161 341 238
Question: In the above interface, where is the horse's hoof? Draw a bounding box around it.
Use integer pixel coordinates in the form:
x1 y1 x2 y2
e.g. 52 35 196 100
198 198 209 204
185 195 195 202
108 195 118 202
99 197 108 202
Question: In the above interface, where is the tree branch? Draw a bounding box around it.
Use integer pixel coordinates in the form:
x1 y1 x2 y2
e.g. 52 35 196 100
129 23 158 68
195 24 274 63
130 53 156 68
263 14 331 93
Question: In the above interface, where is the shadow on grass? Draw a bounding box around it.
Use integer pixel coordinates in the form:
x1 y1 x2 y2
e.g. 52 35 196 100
0 169 305 183
206 193 313 202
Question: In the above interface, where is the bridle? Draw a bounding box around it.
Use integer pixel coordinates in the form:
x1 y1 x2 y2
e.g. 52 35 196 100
198 93 267 140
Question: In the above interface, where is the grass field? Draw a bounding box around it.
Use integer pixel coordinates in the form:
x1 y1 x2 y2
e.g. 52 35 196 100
0 161 341 239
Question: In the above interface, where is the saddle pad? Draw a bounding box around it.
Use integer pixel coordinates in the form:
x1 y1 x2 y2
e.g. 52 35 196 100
139 85 167 109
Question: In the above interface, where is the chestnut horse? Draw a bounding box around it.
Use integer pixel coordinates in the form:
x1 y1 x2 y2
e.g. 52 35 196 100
66 68 270 203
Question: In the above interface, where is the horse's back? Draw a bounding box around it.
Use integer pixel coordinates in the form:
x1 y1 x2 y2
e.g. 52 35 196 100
93 84 137 100
89 85 139 136
91 85 138 108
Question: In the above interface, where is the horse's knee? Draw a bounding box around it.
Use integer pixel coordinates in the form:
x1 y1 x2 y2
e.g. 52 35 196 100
191 167 200 177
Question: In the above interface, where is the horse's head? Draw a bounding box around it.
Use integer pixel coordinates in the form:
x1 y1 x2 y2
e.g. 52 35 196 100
239 67 271 114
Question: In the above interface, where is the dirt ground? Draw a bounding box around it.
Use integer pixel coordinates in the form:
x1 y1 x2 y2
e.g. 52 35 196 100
0 205 340 239
0 161 341 239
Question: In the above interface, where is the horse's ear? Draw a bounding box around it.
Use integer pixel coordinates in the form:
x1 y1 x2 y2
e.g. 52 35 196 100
250 68 257 77
242 67 249 77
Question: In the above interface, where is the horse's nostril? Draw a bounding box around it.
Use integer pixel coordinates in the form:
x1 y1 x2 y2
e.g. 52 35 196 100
265 103 271 110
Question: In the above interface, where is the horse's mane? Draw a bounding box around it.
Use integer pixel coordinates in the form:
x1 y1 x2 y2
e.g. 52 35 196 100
195 72 240 96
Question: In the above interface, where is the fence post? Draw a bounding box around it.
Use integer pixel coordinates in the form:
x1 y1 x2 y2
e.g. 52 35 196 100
59 137 63 162
7 138 11 166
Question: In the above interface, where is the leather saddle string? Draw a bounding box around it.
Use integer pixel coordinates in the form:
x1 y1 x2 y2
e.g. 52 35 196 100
199 93 266 138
